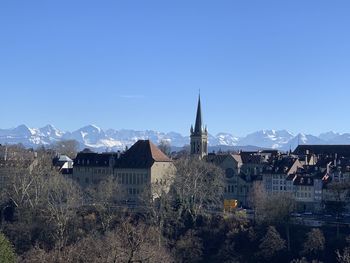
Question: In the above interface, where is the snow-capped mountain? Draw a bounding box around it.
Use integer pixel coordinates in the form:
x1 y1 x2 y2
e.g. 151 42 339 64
239 130 294 149
2 124 350 152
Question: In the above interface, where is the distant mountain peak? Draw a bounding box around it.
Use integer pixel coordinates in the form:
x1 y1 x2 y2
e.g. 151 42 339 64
1 124 350 152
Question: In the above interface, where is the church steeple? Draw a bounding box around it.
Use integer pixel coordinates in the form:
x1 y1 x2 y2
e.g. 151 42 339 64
194 95 203 134
190 94 208 159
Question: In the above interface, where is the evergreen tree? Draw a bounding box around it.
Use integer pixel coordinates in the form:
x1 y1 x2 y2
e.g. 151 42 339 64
0 232 16 263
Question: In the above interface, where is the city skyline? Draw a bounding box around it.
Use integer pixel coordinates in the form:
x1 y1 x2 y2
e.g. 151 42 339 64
1 1 350 136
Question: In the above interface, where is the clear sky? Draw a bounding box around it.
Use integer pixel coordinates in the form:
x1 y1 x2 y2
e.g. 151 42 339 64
1 0 350 136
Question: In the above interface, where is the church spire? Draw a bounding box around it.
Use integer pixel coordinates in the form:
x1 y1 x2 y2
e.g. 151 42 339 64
190 94 208 159
194 94 203 134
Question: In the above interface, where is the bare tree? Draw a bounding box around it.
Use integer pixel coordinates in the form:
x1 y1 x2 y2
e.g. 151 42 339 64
258 226 286 260
302 228 325 257
86 175 122 232
105 220 173 263
53 140 79 159
337 247 350 263
253 191 296 251
175 229 203 263
2 152 52 215
44 175 82 251
172 157 225 221
158 140 171 157
324 181 350 238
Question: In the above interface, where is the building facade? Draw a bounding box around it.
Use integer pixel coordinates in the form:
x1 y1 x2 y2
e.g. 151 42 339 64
73 140 175 205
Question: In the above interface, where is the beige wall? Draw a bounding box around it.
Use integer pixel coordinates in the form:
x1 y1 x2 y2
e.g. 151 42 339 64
73 161 175 203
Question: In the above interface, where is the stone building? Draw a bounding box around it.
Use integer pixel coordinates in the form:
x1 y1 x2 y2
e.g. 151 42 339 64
73 140 175 205
190 95 208 159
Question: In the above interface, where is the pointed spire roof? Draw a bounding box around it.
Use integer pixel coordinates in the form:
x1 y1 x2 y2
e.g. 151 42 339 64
194 94 203 134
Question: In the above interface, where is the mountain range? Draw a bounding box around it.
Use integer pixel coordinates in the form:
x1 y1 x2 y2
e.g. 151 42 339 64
1 124 350 152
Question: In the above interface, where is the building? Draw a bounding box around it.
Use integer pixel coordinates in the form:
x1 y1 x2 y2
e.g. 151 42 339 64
52 154 73 175
190 95 208 159
206 152 265 207
73 140 175 205
294 145 350 158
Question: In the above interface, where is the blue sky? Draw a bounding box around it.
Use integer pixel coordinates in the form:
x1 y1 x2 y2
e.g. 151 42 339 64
1 1 350 136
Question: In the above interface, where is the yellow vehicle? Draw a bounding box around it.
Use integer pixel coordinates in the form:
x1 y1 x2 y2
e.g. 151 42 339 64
223 199 238 212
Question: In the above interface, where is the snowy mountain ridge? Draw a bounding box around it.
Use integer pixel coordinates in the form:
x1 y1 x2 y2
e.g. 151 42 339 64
0 124 349 152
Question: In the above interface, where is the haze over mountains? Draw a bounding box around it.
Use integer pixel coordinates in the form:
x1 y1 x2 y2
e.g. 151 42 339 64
0 124 350 152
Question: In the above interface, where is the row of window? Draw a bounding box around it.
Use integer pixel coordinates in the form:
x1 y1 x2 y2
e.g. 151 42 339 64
272 179 286 185
118 173 148 185
272 175 285 179
295 192 312 198
75 167 112 173
128 188 143 195
77 159 108 165
273 186 288 191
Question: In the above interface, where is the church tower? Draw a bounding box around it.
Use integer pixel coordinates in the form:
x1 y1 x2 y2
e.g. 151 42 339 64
190 95 208 159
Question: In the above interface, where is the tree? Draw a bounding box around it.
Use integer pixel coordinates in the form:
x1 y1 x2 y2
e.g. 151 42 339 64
253 191 296 251
105 220 173 263
258 226 286 260
0 232 16 263
337 247 350 263
172 157 225 221
85 175 122 232
44 175 82 251
175 229 203 263
158 140 171 157
324 181 350 238
302 228 325 257
53 140 80 159
248 182 267 224
336 235 350 263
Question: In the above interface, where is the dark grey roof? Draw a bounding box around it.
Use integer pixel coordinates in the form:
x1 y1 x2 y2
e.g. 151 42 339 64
294 145 350 157
74 140 172 169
